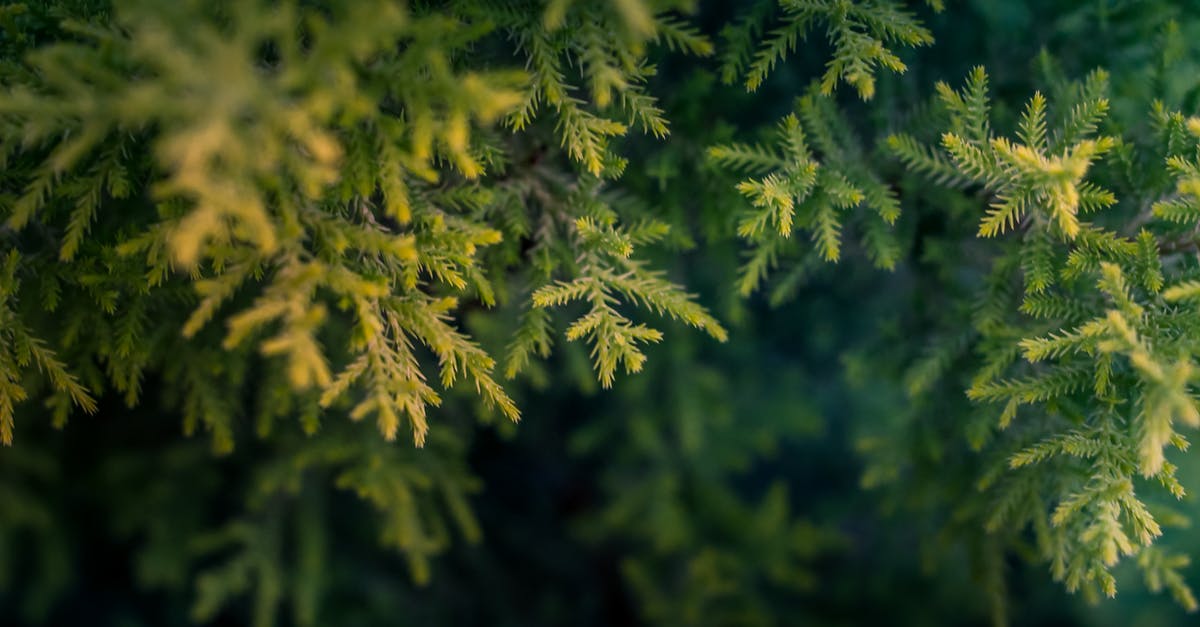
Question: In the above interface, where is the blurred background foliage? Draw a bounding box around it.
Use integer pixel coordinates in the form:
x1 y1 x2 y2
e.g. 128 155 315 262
6 0 1200 626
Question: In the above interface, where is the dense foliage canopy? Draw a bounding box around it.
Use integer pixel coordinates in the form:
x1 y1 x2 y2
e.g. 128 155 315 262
5 0 1200 625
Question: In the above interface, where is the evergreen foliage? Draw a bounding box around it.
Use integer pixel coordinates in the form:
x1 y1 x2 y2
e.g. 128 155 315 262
719 0 941 98
710 89 901 298
878 64 1200 608
0 0 724 449
7 1 1200 626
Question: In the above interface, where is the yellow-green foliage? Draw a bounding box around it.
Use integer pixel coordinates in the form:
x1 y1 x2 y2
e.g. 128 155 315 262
11 1 1200 624
720 0 941 98
0 4 729 616
710 89 901 299
883 66 1200 610
0 0 724 450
